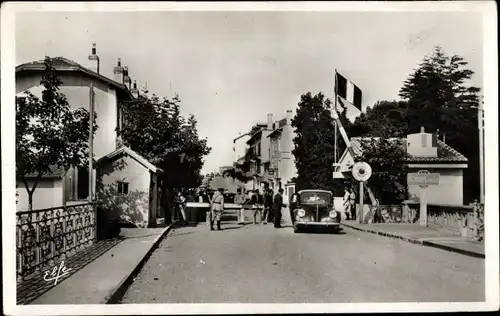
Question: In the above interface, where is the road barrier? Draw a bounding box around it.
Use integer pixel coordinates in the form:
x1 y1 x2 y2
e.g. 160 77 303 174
183 202 263 223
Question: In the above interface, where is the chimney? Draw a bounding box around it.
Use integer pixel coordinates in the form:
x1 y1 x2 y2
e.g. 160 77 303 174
130 80 139 98
113 58 124 84
87 43 100 74
267 113 273 130
406 126 438 157
123 66 131 89
286 110 293 125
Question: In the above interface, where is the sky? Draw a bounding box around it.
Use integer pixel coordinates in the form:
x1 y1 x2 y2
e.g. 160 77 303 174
15 10 483 175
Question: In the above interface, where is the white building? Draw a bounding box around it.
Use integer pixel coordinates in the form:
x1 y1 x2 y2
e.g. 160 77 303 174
16 45 163 227
333 128 468 206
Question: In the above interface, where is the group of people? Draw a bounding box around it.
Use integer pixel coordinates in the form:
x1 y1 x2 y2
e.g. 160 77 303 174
233 187 286 229
173 186 287 231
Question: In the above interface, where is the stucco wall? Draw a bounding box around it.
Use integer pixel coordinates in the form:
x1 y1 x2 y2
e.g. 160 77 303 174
260 130 272 162
16 179 64 211
234 135 250 162
16 72 119 160
408 168 464 206
98 155 151 226
278 125 297 184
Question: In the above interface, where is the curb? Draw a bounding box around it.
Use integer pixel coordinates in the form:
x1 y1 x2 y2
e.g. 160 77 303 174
341 223 485 259
104 222 177 304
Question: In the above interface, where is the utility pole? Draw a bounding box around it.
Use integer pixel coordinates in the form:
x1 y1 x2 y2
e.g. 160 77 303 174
89 83 95 202
478 94 484 204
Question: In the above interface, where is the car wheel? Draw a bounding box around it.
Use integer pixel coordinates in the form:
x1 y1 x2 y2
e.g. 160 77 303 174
293 224 300 233
331 226 340 234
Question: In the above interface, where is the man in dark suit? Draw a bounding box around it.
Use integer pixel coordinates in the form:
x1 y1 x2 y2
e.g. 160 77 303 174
273 188 286 228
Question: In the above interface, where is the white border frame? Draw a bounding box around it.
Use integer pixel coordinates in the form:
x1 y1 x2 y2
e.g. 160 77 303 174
2 1 498 315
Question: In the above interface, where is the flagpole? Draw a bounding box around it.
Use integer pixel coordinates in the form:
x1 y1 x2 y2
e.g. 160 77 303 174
334 69 338 164
89 83 95 202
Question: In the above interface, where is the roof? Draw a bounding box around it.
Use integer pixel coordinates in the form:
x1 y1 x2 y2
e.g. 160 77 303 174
349 137 468 163
267 126 284 138
16 57 133 98
96 146 164 174
246 130 263 145
22 165 66 179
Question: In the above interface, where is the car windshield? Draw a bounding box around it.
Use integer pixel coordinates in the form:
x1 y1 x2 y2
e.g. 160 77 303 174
300 192 331 204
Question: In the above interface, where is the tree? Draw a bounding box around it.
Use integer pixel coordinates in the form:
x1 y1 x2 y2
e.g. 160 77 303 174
350 100 409 138
399 46 480 203
119 93 211 190
292 92 341 193
344 138 409 204
16 56 97 211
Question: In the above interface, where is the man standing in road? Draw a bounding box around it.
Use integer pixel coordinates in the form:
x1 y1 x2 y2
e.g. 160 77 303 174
273 188 286 229
343 187 351 220
234 188 246 225
210 188 225 231
261 188 273 224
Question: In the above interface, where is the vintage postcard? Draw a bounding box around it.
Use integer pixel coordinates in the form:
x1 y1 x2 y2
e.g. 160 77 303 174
1 1 498 315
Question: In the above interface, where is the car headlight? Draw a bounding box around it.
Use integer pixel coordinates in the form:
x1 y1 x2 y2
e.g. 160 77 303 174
329 210 337 218
297 209 306 217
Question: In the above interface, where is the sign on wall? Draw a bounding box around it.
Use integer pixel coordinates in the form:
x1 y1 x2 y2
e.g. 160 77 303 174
407 172 440 187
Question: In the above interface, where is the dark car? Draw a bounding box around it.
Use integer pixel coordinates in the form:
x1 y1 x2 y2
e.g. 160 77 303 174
291 189 342 233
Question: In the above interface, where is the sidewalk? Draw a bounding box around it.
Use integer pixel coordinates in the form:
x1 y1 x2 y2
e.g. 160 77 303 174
341 220 485 259
26 225 173 305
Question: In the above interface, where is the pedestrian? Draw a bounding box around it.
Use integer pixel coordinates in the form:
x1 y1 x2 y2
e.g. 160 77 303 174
349 188 357 221
343 187 351 220
273 188 286 228
234 188 246 225
267 189 275 223
206 189 214 227
210 188 225 231
261 189 272 224
252 189 262 224
174 190 187 225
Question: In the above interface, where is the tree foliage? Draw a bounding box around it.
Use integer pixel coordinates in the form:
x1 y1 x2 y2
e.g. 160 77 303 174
344 138 409 204
350 46 481 203
118 93 211 191
16 56 97 211
292 92 341 193
350 100 409 138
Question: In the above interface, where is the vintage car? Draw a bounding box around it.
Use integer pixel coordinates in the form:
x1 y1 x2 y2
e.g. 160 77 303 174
290 189 342 233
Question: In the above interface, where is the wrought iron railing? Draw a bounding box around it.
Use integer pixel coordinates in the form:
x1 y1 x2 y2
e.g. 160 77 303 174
16 203 96 282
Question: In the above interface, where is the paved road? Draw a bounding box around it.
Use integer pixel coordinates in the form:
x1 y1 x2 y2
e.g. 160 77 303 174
121 212 484 303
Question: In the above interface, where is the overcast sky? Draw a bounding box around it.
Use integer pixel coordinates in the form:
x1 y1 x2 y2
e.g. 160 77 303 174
16 10 483 174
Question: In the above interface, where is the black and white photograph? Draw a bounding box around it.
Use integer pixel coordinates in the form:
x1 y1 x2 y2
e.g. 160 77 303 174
1 1 498 314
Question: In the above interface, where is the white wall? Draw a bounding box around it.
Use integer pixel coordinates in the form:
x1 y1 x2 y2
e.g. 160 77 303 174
16 72 120 160
234 135 250 162
408 168 464 206
99 155 151 225
16 179 64 211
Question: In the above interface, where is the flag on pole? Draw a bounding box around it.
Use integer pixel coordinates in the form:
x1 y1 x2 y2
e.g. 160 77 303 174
335 71 362 111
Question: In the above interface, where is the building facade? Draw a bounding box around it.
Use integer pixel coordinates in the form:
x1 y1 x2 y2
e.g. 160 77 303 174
15 46 161 226
266 110 297 200
334 128 468 206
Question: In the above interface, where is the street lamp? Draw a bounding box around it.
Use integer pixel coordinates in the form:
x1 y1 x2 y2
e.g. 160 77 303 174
469 96 484 204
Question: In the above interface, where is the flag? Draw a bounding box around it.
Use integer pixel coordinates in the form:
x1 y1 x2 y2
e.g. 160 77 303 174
335 72 362 111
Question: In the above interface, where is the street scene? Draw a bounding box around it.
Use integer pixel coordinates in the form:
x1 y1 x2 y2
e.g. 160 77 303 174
4 2 497 314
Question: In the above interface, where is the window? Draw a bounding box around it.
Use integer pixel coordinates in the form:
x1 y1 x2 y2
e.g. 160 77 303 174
117 181 129 194
77 166 89 200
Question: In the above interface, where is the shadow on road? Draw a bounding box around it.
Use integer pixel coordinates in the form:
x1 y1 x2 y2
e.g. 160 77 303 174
221 226 243 231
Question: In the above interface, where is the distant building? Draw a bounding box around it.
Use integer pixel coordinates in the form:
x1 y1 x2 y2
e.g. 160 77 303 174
244 114 275 191
334 128 468 206
266 110 297 200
